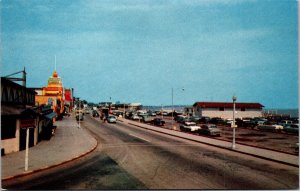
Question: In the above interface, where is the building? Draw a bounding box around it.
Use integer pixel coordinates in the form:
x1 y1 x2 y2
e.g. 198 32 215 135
1 77 38 154
184 106 194 116
34 70 66 119
64 88 74 113
193 102 264 119
1 76 57 155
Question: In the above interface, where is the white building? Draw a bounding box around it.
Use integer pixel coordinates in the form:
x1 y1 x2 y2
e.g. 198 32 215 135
193 102 264 119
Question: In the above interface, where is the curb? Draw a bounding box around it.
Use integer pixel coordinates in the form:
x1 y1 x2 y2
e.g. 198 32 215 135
2 136 98 181
121 120 299 168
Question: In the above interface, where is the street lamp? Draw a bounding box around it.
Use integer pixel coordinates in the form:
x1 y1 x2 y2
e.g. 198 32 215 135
78 98 81 129
232 95 237 149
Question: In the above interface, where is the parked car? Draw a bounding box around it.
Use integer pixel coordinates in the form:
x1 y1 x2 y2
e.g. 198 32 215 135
291 118 299 124
199 116 211 124
131 115 141 120
142 116 153 123
107 115 117 123
278 120 293 127
176 115 190 124
236 118 256 128
283 124 299 134
113 111 123 117
152 118 165 126
198 124 221 136
257 124 283 132
180 122 201 132
253 117 268 125
209 117 225 125
162 112 169 116
175 115 187 123
147 111 157 116
189 116 201 123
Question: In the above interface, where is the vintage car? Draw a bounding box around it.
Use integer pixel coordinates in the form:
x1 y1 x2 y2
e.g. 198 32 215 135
180 122 201 132
107 115 117 123
198 124 221 136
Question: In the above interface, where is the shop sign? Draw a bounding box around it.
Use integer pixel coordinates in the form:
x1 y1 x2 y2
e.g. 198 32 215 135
20 119 35 129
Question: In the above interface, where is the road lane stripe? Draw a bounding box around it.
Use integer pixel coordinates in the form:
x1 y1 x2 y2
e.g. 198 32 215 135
129 133 151 143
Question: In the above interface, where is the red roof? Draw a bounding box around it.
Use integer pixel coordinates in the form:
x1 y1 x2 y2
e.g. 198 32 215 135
193 102 264 109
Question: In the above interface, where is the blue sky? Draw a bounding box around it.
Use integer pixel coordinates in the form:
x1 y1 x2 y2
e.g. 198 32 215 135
1 0 298 108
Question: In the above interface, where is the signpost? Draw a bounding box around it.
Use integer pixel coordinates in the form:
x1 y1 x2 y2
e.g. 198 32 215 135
20 119 35 171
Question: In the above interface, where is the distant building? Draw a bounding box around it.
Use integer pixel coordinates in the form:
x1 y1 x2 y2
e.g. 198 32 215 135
64 88 74 113
193 102 264 119
101 102 142 112
129 103 142 111
184 106 194 116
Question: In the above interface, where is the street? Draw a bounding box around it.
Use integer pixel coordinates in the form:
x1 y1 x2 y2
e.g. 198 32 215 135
4 115 299 189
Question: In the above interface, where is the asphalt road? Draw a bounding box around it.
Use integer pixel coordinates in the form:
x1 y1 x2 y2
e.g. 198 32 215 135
5 115 299 189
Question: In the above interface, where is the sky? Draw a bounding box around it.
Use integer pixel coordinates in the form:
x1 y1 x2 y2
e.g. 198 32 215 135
1 0 298 108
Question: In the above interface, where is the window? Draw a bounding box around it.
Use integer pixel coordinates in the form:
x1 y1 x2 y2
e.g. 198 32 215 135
219 107 224 111
1 118 16 140
241 108 246 111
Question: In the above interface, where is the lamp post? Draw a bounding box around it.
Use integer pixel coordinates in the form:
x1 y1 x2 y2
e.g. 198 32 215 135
171 88 174 128
78 98 81 129
232 95 237 149
123 103 126 118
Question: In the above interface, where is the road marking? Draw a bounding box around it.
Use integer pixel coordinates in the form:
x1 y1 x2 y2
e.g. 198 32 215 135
129 133 151 143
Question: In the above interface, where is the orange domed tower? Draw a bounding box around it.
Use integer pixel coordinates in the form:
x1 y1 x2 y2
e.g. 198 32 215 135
35 70 65 119
45 70 65 118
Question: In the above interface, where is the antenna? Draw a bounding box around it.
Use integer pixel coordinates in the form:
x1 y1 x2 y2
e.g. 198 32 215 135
55 55 57 71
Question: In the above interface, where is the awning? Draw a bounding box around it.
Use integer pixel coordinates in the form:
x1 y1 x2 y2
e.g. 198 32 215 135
45 112 57 120
1 105 38 117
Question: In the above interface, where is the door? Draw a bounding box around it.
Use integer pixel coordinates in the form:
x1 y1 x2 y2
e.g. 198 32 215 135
19 128 34 151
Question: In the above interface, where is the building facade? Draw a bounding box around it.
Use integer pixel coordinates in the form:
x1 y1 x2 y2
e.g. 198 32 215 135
1 77 38 154
1 75 58 155
193 102 264 119
64 88 73 113
34 70 66 119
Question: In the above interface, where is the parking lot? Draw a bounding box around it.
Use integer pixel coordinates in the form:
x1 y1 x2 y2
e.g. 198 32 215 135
126 116 298 155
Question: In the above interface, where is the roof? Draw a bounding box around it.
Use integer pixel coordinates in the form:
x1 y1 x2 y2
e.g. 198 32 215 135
193 102 264 109
1 77 36 94
1 105 38 116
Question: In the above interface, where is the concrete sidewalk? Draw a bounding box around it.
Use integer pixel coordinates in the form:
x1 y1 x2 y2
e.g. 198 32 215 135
119 118 299 167
1 115 98 181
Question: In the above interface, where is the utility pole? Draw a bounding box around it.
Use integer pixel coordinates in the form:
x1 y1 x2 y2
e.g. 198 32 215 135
232 96 237 149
